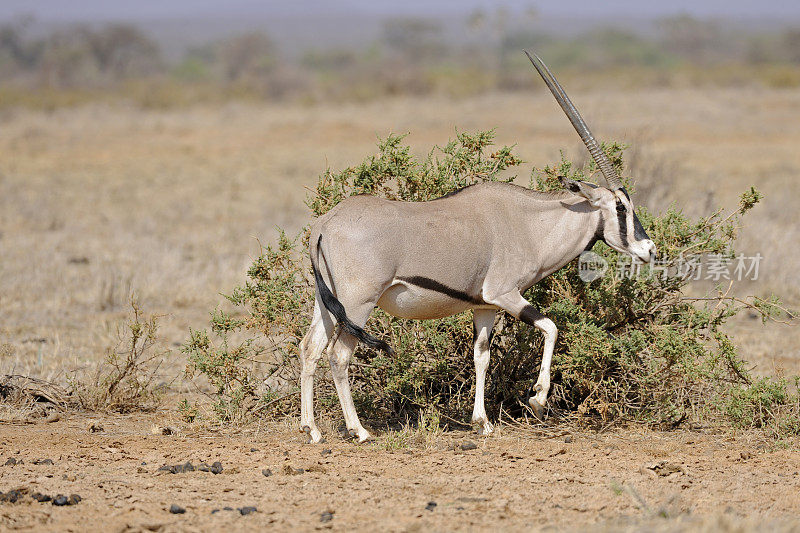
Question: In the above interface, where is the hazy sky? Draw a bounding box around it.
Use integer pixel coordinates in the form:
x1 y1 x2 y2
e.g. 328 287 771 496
2 0 799 22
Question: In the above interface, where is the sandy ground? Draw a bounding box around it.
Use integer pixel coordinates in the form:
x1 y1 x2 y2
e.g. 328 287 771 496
1 89 799 531
1 412 799 533
1 88 797 387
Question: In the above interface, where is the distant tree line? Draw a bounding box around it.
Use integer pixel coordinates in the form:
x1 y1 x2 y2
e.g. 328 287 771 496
1 13 799 101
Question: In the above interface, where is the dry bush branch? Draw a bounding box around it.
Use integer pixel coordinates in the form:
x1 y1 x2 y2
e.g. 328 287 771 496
69 299 169 413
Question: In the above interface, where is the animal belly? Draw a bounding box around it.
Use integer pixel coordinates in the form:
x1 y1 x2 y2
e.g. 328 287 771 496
377 283 471 320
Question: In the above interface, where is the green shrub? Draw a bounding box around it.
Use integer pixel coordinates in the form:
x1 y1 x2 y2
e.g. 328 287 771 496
183 130 798 435
726 377 800 438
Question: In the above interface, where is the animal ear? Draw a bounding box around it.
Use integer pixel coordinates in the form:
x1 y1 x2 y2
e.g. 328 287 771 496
558 176 603 207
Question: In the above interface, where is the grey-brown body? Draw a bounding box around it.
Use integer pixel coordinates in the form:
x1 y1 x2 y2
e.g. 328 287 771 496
312 183 598 321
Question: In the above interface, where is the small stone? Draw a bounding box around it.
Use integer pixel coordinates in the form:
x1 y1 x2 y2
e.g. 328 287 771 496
283 465 304 475
68 494 81 505
425 501 437 511
211 509 220 514
210 461 223 474
88 423 104 433
740 451 753 460
33 458 54 465
460 442 478 451
1 490 23 503
52 495 69 506
31 492 52 503
320 511 334 522
169 504 186 514
646 461 684 477
4 458 17 466
321 449 332 456
262 469 273 477
564 435 573 444
250 448 258 452
238 506 257 515
223 506 234 511
158 462 195 474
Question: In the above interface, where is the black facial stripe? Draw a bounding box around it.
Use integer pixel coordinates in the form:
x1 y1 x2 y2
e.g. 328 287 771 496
632 212 649 241
616 202 629 247
619 187 631 200
398 276 483 305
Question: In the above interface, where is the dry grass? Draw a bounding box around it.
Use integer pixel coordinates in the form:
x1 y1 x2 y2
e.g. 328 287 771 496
0 87 798 392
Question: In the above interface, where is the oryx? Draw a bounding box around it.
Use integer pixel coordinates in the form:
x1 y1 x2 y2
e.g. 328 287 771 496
298 51 656 443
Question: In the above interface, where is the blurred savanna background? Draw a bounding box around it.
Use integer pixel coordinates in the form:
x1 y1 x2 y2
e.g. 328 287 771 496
1 0 798 399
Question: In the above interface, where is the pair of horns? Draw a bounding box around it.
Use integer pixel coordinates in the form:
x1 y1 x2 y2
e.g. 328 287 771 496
524 50 623 190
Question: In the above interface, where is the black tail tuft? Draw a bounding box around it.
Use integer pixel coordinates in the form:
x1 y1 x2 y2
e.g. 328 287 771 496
313 235 393 355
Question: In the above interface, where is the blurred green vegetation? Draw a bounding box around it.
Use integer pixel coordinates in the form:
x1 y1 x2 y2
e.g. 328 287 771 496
2 13 800 109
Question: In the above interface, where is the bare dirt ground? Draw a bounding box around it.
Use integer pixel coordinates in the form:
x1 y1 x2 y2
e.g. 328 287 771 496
1 88 799 531
1 411 799 532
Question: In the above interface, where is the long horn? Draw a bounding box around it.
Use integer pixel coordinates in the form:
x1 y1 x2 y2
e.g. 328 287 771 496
524 50 622 189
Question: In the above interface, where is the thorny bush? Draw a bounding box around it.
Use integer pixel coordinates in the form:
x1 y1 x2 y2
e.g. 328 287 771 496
183 130 799 437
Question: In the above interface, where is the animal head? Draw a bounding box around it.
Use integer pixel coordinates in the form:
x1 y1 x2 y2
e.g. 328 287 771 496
526 50 657 263
560 177 656 263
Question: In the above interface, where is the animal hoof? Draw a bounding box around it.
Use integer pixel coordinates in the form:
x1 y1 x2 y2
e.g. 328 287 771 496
472 418 494 435
529 398 546 421
347 428 371 443
302 425 323 444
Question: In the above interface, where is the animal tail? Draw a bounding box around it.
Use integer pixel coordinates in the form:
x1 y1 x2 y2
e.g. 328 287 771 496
312 235 393 355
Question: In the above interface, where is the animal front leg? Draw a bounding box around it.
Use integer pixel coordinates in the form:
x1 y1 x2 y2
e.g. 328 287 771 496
471 309 496 435
524 307 557 419
485 291 557 420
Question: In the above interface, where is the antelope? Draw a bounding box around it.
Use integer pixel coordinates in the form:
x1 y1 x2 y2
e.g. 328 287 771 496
298 51 656 443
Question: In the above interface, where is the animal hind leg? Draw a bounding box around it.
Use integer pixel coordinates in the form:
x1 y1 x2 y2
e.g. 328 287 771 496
299 298 333 443
471 308 496 435
327 301 376 443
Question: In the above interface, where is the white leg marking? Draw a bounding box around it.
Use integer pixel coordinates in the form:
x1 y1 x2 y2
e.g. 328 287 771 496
484 290 557 419
530 316 557 414
471 309 496 435
299 301 332 444
328 333 371 442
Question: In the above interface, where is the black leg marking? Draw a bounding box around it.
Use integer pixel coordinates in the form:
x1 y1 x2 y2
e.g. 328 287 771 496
519 305 544 326
472 318 495 348
398 276 483 305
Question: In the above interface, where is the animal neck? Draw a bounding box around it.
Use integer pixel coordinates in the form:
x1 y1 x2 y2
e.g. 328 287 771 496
518 195 603 283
